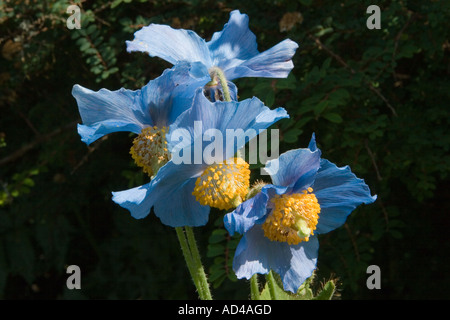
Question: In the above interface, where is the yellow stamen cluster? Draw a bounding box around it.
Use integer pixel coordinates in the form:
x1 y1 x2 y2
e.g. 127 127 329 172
130 126 169 177
192 157 250 210
262 188 321 245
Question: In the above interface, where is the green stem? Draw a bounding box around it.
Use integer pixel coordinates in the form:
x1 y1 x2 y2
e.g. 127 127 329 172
175 227 199 286
250 274 260 300
209 66 231 102
176 227 212 300
185 226 213 300
266 270 279 300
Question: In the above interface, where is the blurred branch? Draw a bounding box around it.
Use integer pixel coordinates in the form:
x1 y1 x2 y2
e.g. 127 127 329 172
0 121 78 167
309 34 398 117
85 34 109 70
70 135 108 175
17 110 41 137
344 223 360 262
365 139 383 181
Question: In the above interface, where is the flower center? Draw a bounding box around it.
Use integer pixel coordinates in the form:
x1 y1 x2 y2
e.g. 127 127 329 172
130 126 170 178
262 188 321 245
192 157 250 210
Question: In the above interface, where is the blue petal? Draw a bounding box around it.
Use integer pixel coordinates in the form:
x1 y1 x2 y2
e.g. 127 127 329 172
111 182 154 220
263 147 321 190
126 24 212 68
207 10 298 80
145 62 211 127
223 39 299 80
73 63 210 145
207 10 259 73
112 160 209 227
72 84 152 145
77 122 140 146
224 184 288 236
232 225 319 293
167 89 289 163
307 132 319 152
152 178 210 227
313 159 377 234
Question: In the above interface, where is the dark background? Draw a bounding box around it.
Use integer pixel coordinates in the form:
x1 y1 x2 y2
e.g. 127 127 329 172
0 0 449 299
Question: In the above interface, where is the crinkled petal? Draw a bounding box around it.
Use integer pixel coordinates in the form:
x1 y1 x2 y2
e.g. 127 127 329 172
153 178 210 227
77 122 140 146
167 89 289 163
72 84 151 145
233 225 319 293
263 147 321 190
224 184 288 236
224 39 299 80
314 159 377 234
126 24 213 68
144 62 211 127
111 182 154 220
207 10 298 80
207 10 259 72
112 160 209 226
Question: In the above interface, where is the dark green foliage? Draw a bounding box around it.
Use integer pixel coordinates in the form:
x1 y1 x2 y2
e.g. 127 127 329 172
0 0 449 299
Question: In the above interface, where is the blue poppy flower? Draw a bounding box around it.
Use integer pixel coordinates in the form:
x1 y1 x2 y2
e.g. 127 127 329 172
112 89 289 227
126 10 298 81
73 62 240 177
72 62 237 145
223 134 377 293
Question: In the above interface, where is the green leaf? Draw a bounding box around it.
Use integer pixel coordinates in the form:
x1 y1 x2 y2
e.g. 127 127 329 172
314 100 329 116
253 80 271 94
283 128 302 144
206 243 224 258
261 271 313 300
300 0 313 6
264 90 275 107
260 280 296 300
323 112 343 123
313 280 336 300
208 229 227 244
315 27 333 37
276 74 297 90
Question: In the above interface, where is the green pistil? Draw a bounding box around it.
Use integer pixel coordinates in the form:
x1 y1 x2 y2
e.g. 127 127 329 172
208 66 231 102
293 218 312 239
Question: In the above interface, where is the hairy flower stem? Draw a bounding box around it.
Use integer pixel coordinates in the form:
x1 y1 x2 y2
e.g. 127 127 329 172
250 274 260 300
266 270 279 300
175 227 212 300
209 66 232 102
185 226 212 300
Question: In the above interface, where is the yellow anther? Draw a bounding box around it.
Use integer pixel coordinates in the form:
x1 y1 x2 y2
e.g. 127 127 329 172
193 157 250 210
130 126 170 178
262 189 321 245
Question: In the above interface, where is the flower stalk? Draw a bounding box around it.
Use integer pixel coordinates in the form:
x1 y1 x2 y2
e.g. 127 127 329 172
175 226 212 300
266 270 279 300
250 274 260 300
